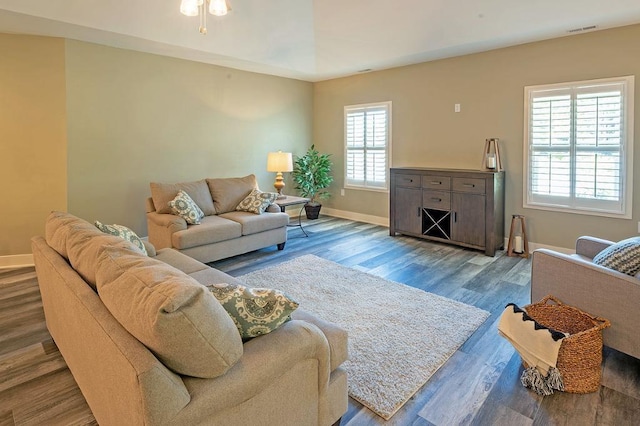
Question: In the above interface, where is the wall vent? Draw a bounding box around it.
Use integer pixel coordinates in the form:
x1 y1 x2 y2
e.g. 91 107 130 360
568 25 597 33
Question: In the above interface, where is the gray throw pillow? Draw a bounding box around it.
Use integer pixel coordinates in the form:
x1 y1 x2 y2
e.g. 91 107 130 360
169 190 205 224
236 189 278 214
207 283 298 340
593 237 640 276
95 221 147 255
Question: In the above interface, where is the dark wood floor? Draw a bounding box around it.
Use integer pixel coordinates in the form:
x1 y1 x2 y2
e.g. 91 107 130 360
2 216 640 425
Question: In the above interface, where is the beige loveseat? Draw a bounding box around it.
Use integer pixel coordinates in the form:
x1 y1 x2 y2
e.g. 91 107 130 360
531 236 640 359
146 174 289 263
32 211 348 425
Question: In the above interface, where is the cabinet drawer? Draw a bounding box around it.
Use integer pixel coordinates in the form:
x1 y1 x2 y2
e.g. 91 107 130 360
452 178 486 194
423 190 451 210
395 174 421 188
422 175 451 190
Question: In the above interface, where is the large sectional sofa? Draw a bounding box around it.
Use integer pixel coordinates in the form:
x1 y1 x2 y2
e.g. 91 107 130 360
32 211 348 425
146 174 290 263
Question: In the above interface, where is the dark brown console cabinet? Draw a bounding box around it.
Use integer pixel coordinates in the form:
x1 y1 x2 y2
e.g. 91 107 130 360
389 168 505 256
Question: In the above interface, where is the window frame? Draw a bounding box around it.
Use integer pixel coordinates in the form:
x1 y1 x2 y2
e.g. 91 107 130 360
523 75 634 219
343 101 392 192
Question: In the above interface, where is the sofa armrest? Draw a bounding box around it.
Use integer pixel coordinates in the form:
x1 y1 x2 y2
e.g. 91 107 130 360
146 212 187 249
531 248 640 358
179 319 332 424
575 236 614 259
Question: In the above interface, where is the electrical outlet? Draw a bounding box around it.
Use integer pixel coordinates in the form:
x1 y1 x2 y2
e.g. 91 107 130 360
454 103 461 113
340 189 345 196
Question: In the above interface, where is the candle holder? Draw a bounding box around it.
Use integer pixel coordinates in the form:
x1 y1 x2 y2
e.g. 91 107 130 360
507 215 529 258
481 138 503 171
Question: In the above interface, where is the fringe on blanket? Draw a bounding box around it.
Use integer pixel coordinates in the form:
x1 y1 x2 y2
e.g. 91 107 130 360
520 366 564 396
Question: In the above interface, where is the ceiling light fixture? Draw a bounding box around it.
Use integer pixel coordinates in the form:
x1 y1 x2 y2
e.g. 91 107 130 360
180 0 231 35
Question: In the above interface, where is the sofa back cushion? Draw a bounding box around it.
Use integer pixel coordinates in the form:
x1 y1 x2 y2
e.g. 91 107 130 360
206 174 257 214
150 180 216 216
96 245 243 378
45 211 140 290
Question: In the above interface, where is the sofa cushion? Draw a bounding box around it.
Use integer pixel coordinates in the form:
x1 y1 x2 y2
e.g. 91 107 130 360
206 175 257 214
206 283 298 340
45 211 141 290
96 245 244 378
95 221 148 255
172 215 242 249
155 248 210 274
151 180 216 216
292 309 349 372
219 211 289 236
593 237 640 276
236 189 278 215
169 190 205 225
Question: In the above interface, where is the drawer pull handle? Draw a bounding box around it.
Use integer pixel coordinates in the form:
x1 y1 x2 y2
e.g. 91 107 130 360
431 197 442 202
463 183 475 188
417 207 422 217
431 181 442 185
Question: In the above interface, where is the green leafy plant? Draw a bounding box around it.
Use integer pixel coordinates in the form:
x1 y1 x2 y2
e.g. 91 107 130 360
292 144 334 205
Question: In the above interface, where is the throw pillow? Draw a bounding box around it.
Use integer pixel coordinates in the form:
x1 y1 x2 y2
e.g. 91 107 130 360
95 221 147 255
96 245 243 378
206 174 258 214
150 180 216 215
207 283 299 340
236 189 278 214
169 190 205 225
593 237 640 276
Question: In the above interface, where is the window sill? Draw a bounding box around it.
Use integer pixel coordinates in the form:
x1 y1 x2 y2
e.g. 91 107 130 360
523 202 631 220
344 185 389 194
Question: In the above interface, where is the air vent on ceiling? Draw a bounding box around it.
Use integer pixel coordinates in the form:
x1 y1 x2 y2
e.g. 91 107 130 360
357 68 373 73
567 25 597 33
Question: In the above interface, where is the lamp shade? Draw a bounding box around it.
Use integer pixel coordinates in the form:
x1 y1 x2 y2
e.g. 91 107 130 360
267 151 293 172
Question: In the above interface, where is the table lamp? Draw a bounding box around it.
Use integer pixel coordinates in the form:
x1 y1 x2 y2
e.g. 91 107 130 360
266 151 293 199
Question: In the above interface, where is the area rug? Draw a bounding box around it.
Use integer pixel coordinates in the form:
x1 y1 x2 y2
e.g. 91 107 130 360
238 254 490 420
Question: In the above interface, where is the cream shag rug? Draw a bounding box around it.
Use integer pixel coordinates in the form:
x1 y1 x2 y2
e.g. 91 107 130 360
239 254 490 420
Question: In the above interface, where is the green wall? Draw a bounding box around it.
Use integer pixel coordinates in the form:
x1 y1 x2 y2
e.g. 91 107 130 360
65 40 313 235
314 24 640 249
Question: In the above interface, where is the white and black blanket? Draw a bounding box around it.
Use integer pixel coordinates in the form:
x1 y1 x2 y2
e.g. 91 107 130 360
498 303 567 395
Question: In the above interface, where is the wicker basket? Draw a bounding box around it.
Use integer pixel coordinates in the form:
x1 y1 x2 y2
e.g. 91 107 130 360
523 295 610 393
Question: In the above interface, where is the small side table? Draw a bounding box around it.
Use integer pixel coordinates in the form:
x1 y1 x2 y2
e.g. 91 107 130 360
276 195 310 237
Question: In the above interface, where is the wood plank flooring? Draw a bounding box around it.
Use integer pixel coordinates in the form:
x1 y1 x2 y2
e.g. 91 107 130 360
2 216 640 425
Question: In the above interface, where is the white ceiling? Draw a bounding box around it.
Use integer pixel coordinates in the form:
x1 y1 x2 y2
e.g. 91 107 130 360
0 0 639 82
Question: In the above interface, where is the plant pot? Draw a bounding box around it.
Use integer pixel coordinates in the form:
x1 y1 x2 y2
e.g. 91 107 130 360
304 204 322 220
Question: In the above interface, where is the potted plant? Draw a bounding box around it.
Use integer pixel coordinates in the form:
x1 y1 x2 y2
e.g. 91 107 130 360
292 145 334 219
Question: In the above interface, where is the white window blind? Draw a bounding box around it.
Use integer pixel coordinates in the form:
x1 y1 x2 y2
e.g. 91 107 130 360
344 102 391 190
524 76 634 217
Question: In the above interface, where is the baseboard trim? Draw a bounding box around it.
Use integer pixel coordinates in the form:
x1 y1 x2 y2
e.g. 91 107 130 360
321 208 389 227
0 254 35 269
318 209 575 254
502 239 573 255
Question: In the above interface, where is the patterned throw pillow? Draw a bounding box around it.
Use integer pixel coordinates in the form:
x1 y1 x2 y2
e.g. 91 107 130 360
593 237 640 276
94 221 147 255
235 189 278 214
168 190 205 225
207 283 299 340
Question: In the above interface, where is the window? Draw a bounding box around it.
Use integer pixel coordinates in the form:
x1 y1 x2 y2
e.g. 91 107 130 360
344 102 392 191
524 76 634 218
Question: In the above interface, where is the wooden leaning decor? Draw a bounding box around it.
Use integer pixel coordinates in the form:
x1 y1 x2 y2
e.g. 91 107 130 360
507 215 529 258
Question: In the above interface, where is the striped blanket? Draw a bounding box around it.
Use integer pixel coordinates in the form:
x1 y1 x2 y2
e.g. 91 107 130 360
498 303 567 395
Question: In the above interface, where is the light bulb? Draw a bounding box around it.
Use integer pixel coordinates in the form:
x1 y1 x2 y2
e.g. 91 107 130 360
180 0 201 17
209 0 229 16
